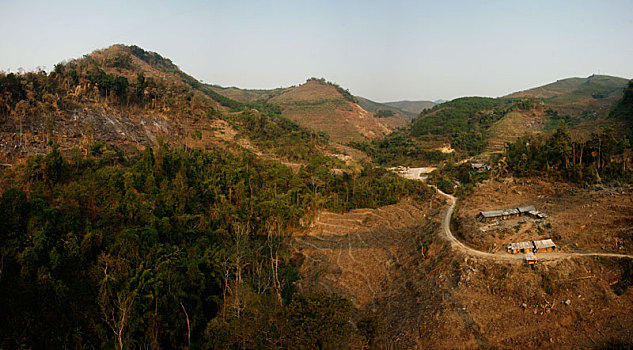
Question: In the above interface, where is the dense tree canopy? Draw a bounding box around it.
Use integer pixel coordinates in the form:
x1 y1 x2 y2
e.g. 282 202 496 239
0 143 431 349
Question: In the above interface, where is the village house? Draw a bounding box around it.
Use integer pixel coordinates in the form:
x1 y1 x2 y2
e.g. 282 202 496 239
533 239 557 253
507 241 534 254
507 239 557 254
524 252 538 265
477 208 519 222
477 204 546 222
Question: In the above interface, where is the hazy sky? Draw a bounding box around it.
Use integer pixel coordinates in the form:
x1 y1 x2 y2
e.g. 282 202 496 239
1 0 632 101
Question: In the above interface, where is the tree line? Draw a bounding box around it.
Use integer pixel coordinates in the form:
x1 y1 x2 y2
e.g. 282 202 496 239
502 124 632 183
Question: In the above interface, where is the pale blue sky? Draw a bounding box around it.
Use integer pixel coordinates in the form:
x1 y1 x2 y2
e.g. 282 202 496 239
1 0 632 101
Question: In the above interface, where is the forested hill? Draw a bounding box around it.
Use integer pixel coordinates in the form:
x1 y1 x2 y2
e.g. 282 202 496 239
0 140 431 348
0 44 338 164
349 76 632 166
0 44 435 349
609 79 633 123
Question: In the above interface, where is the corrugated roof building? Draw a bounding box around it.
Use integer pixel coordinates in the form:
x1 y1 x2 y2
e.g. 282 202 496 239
507 241 535 254
533 239 556 253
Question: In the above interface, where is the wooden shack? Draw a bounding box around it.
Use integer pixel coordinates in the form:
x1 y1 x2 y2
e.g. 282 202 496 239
527 210 547 219
533 239 556 253
524 252 538 265
507 241 534 254
477 210 505 222
517 205 536 216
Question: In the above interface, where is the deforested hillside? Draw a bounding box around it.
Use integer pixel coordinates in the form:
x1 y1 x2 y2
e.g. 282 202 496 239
210 78 409 143
0 45 338 165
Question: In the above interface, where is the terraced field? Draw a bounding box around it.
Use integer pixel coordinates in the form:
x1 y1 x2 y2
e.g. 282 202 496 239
292 198 441 307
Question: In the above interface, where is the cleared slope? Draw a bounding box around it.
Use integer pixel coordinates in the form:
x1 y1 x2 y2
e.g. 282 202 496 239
0 45 330 166
266 80 395 143
210 79 408 143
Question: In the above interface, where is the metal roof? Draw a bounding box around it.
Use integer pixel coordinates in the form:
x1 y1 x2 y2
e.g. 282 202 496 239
479 210 505 218
533 239 556 249
524 252 537 261
503 208 520 216
517 205 536 214
508 241 534 250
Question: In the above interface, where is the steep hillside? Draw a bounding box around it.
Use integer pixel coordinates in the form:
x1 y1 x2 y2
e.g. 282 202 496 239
609 79 633 124
383 99 436 115
368 76 632 158
211 78 408 143
267 79 389 142
0 45 330 164
505 75 630 135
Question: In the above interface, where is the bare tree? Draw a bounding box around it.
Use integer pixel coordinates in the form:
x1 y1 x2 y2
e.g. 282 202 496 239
266 219 283 305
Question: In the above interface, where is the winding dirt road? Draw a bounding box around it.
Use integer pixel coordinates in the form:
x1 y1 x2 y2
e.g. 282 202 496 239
435 188 633 262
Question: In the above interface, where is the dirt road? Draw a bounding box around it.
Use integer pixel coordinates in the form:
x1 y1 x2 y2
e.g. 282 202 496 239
435 188 633 262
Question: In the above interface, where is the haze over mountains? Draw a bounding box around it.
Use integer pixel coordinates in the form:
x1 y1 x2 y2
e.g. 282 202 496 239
1 43 633 349
0 44 631 164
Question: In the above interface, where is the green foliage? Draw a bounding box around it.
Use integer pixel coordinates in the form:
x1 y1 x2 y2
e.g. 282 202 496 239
375 109 394 118
609 80 633 121
86 66 130 99
437 161 488 194
409 97 510 154
0 45 219 117
436 177 455 194
106 53 133 69
234 109 328 162
505 124 632 183
411 97 504 136
0 143 430 348
127 45 179 72
544 108 580 129
283 292 355 349
349 131 448 166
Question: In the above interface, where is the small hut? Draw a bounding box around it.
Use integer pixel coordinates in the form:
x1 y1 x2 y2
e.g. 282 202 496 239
524 252 538 265
517 205 536 216
527 210 547 219
533 239 556 253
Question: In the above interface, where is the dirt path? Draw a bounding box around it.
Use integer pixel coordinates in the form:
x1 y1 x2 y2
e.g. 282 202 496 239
435 188 633 262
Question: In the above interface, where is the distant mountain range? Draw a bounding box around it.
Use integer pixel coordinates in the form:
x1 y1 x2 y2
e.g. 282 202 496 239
0 44 630 162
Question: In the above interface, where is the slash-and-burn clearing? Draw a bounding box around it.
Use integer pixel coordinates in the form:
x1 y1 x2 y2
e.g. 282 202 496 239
291 179 633 348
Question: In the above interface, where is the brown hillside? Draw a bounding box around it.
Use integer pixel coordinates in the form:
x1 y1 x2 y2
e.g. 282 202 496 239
210 79 406 143
268 80 394 143
0 45 315 165
294 183 633 348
